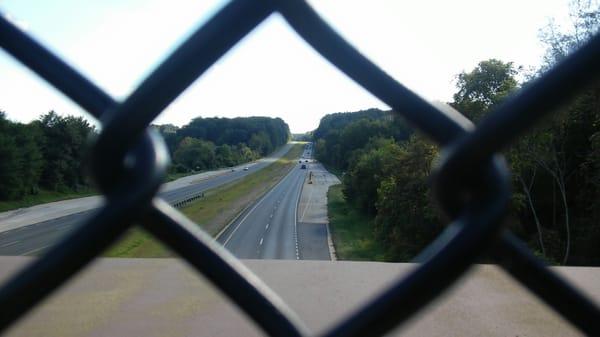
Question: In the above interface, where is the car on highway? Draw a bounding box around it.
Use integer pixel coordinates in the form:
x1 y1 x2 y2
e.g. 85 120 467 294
300 164 306 169
243 167 249 171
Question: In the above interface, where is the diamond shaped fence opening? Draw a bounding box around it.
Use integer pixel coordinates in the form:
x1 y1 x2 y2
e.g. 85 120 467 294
0 1 599 336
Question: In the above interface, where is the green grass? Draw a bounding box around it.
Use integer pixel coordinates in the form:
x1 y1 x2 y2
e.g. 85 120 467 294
165 171 195 182
103 143 304 257
103 227 171 258
0 188 96 212
327 184 387 261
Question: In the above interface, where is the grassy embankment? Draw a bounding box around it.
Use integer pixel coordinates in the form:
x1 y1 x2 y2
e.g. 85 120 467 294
327 184 387 261
103 143 304 257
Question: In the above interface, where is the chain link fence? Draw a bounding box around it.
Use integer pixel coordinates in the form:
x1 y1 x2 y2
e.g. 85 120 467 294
0 0 599 335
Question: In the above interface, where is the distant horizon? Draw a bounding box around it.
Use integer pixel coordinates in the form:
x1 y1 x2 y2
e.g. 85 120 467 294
1 0 570 133
2 105 392 134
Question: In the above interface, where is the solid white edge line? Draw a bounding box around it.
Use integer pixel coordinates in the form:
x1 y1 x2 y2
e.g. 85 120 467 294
222 163 299 247
299 180 315 223
215 145 296 241
325 220 337 261
294 169 307 260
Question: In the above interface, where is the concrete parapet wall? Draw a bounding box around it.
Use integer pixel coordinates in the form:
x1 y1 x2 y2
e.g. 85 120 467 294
1 257 597 336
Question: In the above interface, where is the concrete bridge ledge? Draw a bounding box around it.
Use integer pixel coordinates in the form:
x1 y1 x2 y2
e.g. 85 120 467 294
0 257 597 337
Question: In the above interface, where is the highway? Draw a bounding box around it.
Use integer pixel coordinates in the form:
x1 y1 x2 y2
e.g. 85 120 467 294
218 144 332 260
0 144 293 256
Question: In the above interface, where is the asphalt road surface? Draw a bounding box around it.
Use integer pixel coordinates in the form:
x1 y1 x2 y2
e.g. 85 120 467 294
0 144 293 256
218 164 306 259
218 144 331 260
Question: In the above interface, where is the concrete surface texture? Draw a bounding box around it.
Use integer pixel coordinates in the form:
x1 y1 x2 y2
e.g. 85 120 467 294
1 258 596 337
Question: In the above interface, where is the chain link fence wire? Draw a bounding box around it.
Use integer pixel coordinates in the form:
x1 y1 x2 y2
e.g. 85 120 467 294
0 0 599 335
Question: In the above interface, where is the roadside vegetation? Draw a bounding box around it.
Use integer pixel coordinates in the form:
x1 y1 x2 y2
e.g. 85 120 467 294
0 112 96 212
156 116 289 175
103 143 304 257
327 185 386 261
322 1 600 265
0 114 290 211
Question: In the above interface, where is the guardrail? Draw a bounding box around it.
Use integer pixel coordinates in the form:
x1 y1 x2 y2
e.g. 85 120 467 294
0 1 599 336
171 192 205 209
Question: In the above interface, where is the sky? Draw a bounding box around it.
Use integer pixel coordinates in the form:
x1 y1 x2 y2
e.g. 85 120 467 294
0 0 571 133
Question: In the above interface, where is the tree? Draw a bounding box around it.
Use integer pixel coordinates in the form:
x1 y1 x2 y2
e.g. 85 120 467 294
343 138 401 214
312 109 411 170
0 112 44 199
531 0 600 264
249 131 273 155
374 135 440 260
451 59 519 122
0 112 22 199
38 111 94 191
173 137 216 171
215 144 235 167
538 0 600 72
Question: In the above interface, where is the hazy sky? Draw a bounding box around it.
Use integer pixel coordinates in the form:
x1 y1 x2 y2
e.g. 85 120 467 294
0 1 570 133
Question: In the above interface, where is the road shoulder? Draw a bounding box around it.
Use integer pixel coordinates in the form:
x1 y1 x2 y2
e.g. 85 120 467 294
296 162 340 260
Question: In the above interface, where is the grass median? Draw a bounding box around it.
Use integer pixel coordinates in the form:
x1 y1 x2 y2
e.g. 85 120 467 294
103 143 304 257
327 184 386 261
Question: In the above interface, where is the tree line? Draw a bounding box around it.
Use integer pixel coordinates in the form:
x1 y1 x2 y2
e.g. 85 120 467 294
314 109 441 261
0 112 289 202
314 108 412 171
0 111 95 200
155 116 290 174
316 1 599 265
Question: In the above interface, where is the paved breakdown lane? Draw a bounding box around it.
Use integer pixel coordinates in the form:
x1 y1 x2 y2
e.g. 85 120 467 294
219 145 337 261
296 163 340 260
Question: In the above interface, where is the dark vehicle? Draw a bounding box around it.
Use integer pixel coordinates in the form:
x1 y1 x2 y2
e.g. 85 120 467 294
299 160 302 163
305 160 308 163
300 164 306 169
